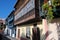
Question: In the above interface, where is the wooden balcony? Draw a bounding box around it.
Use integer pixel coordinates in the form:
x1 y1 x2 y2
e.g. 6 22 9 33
14 0 29 15
15 0 35 21
14 0 41 25
14 9 35 25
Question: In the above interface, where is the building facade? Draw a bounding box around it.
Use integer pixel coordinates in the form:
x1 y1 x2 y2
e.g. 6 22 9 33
14 0 60 40
14 0 41 40
5 11 16 37
0 19 5 34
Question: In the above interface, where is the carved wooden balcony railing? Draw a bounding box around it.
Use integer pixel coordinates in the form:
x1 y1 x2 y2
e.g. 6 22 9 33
15 0 35 21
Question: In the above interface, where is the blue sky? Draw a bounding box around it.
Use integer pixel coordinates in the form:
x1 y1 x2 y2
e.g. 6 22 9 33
0 0 17 19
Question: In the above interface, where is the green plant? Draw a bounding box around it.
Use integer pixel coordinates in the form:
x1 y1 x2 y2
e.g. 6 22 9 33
47 7 54 22
42 3 49 10
52 0 60 7
42 2 54 22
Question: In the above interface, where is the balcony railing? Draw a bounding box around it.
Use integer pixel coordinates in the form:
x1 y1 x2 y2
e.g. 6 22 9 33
15 0 35 21
8 25 13 28
8 17 14 22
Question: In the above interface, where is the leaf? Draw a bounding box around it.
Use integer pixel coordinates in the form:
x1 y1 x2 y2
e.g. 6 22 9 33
42 2 54 22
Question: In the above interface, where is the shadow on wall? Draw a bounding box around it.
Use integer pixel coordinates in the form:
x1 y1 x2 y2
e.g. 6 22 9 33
0 34 11 40
40 29 47 40
56 22 60 30
56 22 60 40
40 29 52 40
40 22 60 40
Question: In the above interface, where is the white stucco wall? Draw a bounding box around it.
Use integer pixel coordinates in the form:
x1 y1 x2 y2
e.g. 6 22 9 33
16 18 60 40
48 23 58 40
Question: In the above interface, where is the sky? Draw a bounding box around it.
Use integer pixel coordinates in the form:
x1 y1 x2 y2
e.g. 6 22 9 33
0 0 17 19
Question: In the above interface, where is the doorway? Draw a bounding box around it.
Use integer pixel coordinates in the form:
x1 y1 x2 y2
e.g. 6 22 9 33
18 29 20 38
32 24 40 40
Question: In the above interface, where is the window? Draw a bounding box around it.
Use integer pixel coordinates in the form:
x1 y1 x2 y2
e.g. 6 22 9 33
26 27 30 39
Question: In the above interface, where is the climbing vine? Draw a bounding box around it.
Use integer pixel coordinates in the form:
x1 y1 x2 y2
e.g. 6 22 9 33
42 2 54 22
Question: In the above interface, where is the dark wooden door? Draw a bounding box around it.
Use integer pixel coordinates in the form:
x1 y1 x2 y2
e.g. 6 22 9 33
32 27 40 40
18 29 20 38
